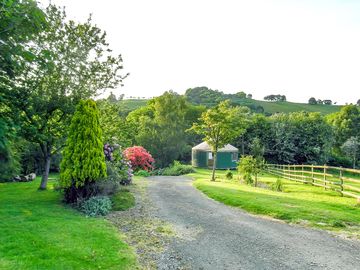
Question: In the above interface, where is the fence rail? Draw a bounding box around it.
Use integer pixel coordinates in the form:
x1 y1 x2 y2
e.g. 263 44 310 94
265 164 360 200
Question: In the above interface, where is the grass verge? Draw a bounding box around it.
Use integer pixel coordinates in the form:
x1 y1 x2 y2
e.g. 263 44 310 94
0 175 138 270
189 169 360 238
112 188 136 211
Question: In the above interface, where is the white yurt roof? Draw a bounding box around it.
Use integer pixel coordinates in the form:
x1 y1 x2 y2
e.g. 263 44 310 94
192 142 238 152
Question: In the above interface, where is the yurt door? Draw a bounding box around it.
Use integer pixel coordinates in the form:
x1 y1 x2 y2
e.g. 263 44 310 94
207 152 214 167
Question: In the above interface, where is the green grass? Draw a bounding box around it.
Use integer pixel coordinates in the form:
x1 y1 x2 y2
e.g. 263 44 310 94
118 99 148 113
117 98 341 115
253 100 341 114
111 188 136 211
189 169 360 237
0 175 138 270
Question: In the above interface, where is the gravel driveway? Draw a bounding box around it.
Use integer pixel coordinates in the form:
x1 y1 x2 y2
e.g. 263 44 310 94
148 176 360 270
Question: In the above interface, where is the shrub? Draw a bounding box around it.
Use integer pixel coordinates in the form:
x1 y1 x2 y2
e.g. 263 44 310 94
80 196 112 217
134 170 150 177
96 179 120 196
237 155 264 187
123 146 154 172
104 146 133 185
60 100 106 203
162 161 195 176
272 178 283 192
225 170 233 180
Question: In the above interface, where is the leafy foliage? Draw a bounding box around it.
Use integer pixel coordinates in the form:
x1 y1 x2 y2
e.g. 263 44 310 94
225 170 233 180
272 178 283 192
190 100 249 180
268 112 333 164
341 137 360 169
127 91 202 167
104 144 133 185
327 105 360 147
308 97 317 105
161 161 195 176
60 100 106 202
97 100 133 147
237 155 264 186
123 146 155 171
264 94 286 102
0 120 20 181
80 196 112 217
2 4 126 190
134 170 151 177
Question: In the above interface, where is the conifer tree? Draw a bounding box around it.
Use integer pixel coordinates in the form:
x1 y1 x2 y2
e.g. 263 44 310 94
60 100 106 202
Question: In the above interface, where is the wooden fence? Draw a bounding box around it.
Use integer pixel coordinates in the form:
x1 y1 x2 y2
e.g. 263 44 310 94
265 164 360 200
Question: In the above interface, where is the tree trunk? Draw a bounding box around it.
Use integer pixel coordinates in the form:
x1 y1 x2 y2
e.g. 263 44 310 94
254 173 258 187
39 143 51 190
211 151 217 181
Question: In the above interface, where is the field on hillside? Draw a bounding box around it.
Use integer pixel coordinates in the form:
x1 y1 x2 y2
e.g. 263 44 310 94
0 175 138 270
189 169 360 238
118 98 341 115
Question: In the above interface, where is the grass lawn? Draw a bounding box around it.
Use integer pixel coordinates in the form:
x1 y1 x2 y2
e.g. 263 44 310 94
0 175 138 270
189 169 360 238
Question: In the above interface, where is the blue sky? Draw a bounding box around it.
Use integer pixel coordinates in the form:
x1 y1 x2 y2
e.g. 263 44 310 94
40 0 360 104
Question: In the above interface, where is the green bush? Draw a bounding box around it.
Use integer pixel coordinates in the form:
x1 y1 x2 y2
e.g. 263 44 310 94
80 196 112 217
272 178 283 192
134 170 150 177
60 100 107 203
225 170 233 180
162 161 195 176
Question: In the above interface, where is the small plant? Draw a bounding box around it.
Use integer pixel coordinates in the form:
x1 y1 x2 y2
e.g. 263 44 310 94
225 170 233 180
80 196 112 217
134 170 151 177
272 178 283 192
331 220 346 228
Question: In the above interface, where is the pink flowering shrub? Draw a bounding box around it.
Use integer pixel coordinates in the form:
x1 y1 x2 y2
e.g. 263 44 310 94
123 146 154 171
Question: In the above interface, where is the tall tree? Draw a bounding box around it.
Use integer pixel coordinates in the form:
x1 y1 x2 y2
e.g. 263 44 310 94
266 112 333 164
127 91 193 167
327 105 360 147
190 100 249 181
3 5 126 189
97 100 132 147
341 137 360 169
60 100 106 203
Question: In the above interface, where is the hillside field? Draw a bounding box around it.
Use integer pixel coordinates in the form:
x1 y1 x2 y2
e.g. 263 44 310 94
119 98 341 115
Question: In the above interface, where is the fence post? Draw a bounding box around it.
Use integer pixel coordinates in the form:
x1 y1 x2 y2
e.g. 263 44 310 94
302 165 304 182
339 167 344 197
311 164 314 185
324 164 327 190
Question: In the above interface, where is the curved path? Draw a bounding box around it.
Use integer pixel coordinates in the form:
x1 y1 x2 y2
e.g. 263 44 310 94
147 176 360 270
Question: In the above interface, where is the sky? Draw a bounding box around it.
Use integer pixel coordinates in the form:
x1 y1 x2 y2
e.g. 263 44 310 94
40 0 360 104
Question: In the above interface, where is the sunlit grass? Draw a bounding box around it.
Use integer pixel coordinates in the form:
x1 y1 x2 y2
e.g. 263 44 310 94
0 175 138 270
189 169 360 237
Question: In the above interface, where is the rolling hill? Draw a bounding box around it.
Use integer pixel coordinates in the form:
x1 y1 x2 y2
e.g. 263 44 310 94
119 97 341 115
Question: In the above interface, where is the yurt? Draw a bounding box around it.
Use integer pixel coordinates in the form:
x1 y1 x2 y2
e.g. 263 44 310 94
191 142 239 169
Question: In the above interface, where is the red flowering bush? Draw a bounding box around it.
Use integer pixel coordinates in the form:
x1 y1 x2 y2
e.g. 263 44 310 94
123 146 154 172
